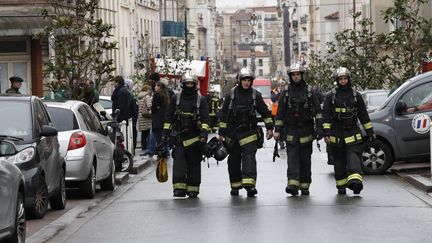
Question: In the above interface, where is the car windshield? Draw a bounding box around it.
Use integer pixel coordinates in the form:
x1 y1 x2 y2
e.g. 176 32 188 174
47 107 79 132
0 101 32 139
99 98 112 110
253 86 271 98
377 79 412 110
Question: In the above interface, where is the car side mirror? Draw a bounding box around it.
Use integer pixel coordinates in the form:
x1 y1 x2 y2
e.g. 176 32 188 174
395 100 407 115
0 140 18 156
40 125 58 137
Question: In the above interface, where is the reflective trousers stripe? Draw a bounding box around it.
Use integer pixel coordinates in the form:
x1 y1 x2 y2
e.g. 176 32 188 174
201 123 210 131
239 134 257 146
347 173 363 182
231 181 242 188
173 183 187 190
242 178 256 185
275 119 284 126
263 117 273 124
300 182 310 190
315 113 323 119
299 135 313 144
323 123 331 129
288 179 300 187
187 186 200 192
336 178 347 186
219 122 227 128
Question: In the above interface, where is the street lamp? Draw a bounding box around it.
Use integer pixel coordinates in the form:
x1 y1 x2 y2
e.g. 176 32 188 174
250 12 258 74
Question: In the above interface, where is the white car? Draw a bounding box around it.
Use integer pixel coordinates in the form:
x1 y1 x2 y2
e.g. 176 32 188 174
99 96 113 116
45 100 116 198
360 89 389 112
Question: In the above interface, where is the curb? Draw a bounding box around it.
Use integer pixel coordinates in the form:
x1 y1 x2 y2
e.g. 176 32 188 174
130 158 154 174
114 172 129 185
403 174 432 193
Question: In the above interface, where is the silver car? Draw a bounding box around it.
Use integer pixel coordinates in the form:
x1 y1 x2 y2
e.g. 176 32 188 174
0 140 26 243
45 101 116 198
360 89 389 112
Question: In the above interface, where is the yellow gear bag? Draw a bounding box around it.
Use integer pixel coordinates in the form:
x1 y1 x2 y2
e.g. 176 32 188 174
156 157 168 183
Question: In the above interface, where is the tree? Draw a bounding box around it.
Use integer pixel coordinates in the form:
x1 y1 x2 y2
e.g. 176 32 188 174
381 0 432 88
37 0 117 98
133 31 154 86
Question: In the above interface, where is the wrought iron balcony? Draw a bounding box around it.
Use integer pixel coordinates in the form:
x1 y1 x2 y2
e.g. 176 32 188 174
162 21 185 38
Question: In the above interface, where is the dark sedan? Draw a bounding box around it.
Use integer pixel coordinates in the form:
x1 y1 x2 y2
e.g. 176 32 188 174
0 95 66 219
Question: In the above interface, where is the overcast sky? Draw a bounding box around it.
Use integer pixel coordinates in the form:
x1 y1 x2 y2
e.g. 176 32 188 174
216 0 278 11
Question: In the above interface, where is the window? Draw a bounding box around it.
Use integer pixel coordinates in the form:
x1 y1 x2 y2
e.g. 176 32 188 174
243 59 247 66
47 107 79 132
259 59 263 66
402 82 432 112
259 69 263 76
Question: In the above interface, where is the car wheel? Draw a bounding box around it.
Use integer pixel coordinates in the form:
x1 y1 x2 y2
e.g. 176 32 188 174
80 166 96 199
100 160 115 191
49 168 67 210
120 151 134 173
361 139 394 175
5 192 26 243
28 175 48 219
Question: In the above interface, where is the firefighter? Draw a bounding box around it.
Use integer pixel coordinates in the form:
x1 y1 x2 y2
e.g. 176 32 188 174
274 64 324 196
218 67 274 197
207 89 220 132
162 72 210 198
322 67 375 195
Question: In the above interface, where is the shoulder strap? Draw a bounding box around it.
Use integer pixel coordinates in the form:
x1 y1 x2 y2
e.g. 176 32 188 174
176 92 182 106
228 87 235 110
352 87 357 103
331 88 337 105
196 91 201 114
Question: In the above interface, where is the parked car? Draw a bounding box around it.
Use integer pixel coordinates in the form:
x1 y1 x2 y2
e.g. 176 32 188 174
0 141 26 243
360 89 389 112
45 100 116 199
0 95 66 219
99 96 112 115
360 71 432 174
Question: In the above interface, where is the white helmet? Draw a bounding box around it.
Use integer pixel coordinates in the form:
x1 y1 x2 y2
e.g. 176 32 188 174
182 71 198 84
237 67 255 83
287 63 304 74
334 67 351 80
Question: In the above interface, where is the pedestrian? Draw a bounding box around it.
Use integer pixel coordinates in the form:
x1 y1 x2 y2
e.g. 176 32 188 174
152 78 170 148
218 67 274 197
162 72 210 198
273 64 324 196
82 81 100 108
322 67 375 195
110 76 132 123
137 85 152 154
6 76 24 94
125 79 139 151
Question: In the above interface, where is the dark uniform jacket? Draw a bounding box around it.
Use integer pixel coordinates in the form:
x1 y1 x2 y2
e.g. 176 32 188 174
274 81 323 144
163 89 210 148
219 86 273 146
322 85 373 146
111 85 131 122
5 88 21 94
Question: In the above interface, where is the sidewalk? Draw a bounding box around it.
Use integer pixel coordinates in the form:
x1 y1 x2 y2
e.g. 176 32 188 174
391 161 432 193
27 152 154 243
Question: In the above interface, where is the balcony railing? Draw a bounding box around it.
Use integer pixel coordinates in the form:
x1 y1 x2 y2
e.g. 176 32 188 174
162 21 185 38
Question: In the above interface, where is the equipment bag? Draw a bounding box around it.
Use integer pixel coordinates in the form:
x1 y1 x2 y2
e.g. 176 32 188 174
156 157 168 183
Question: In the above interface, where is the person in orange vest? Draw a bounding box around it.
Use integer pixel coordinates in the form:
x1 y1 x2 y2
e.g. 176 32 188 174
271 80 286 149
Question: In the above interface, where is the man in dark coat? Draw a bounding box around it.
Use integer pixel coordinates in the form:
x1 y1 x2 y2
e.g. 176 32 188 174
111 76 132 123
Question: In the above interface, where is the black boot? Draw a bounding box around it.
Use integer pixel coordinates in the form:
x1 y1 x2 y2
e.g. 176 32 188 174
188 192 199 198
173 189 186 197
230 188 240 196
337 188 346 195
285 185 299 196
245 187 258 197
300 189 310 196
348 180 363 195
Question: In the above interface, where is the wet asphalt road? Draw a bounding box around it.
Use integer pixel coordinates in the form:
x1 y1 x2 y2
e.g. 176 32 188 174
46 140 432 243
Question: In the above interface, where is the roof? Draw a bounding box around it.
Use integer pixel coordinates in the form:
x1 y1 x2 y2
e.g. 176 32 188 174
44 100 86 109
0 94 33 101
324 11 339 20
236 50 271 58
247 6 278 12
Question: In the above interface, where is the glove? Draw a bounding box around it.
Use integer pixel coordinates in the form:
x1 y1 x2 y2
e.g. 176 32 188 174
368 132 376 142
